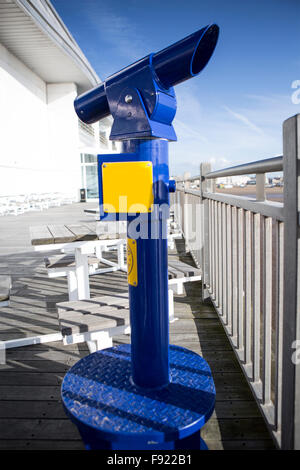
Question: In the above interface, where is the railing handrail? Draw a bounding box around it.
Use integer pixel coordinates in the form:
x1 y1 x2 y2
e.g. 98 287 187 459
205 155 283 179
176 155 283 182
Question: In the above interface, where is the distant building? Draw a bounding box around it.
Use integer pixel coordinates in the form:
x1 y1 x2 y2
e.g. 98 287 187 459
0 0 118 201
268 176 284 186
216 174 268 187
217 175 251 187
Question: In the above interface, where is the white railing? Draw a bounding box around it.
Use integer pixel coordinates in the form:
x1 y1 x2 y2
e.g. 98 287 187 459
171 114 300 450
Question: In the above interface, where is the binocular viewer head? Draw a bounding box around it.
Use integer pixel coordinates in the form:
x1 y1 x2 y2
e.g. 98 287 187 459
74 24 219 138
152 23 219 88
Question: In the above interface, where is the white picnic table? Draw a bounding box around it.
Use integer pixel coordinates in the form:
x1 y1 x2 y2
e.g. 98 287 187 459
30 222 127 301
0 224 127 352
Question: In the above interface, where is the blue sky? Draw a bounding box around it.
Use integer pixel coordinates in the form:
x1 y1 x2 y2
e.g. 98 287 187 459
53 0 300 176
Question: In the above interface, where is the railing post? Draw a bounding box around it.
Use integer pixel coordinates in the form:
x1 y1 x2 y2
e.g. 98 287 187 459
175 175 182 229
256 173 266 201
282 113 300 449
200 163 212 302
183 171 191 252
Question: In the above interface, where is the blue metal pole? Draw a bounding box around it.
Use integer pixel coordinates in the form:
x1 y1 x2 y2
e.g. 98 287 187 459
123 139 170 389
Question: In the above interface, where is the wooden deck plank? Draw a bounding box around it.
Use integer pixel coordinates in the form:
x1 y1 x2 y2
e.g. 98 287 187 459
0 372 63 386
1 356 241 373
170 318 228 331
0 401 66 419
171 337 233 350
204 440 275 450
213 400 261 419
202 418 272 441
0 419 81 440
0 360 76 373
0 386 61 401
0 440 85 450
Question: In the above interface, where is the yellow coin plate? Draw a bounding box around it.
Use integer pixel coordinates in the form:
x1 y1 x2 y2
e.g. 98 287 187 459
102 161 153 213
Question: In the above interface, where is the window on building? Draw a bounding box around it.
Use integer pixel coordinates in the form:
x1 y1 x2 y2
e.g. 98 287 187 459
84 154 97 163
80 153 99 200
99 130 108 146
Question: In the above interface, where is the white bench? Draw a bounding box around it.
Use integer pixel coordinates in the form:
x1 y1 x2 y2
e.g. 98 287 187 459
44 254 100 300
168 259 201 294
57 294 130 353
167 214 182 249
167 260 201 322
44 242 126 301
56 258 201 351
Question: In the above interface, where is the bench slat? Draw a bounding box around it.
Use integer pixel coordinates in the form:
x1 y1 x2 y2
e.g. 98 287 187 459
57 294 128 312
168 260 200 277
47 225 75 244
30 226 54 246
59 307 129 326
168 266 185 279
91 295 129 307
90 308 129 325
58 304 116 317
66 224 98 241
59 313 117 336
96 222 126 240
57 296 129 336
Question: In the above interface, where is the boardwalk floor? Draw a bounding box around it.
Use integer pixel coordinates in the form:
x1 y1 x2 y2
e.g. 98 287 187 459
0 206 275 450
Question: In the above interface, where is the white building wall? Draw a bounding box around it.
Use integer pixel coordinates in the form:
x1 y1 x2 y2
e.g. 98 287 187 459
47 82 81 197
0 43 87 199
0 43 50 196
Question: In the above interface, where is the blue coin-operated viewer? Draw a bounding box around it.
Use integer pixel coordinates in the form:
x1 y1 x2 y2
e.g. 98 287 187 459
61 24 220 450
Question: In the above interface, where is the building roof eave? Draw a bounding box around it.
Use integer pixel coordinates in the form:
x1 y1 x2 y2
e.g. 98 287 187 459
0 0 100 92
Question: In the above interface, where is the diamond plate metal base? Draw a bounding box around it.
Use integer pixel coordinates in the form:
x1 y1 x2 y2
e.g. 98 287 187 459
61 344 215 450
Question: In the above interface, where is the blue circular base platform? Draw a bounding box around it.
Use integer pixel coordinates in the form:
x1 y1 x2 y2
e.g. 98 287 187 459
61 344 215 450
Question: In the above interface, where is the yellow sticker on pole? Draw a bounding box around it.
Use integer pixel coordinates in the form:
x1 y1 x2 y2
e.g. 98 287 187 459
127 238 138 286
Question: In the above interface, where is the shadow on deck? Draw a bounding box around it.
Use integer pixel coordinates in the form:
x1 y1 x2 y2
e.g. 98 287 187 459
0 238 275 450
